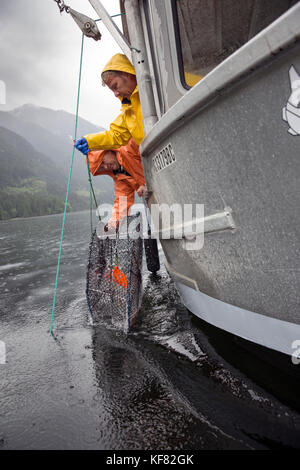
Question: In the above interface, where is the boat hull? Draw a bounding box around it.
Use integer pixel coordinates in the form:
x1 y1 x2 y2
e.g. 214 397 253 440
141 41 300 356
175 279 300 356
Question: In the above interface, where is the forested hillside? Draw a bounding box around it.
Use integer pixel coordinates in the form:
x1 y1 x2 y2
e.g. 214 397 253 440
0 127 112 219
0 105 114 220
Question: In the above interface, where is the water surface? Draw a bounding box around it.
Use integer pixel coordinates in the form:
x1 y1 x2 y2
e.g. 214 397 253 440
0 211 299 450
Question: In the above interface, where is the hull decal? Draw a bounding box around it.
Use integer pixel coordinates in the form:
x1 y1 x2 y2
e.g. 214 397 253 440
153 143 176 173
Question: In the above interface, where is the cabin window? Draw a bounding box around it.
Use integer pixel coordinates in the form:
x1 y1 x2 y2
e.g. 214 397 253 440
173 0 296 88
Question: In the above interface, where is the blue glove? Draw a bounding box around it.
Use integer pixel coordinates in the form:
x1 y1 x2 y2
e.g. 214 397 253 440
75 137 89 155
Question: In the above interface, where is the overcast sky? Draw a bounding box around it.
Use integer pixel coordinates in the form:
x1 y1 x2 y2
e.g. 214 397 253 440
0 0 124 129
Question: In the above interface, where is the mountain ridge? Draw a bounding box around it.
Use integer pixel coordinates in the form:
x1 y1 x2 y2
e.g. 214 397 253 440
0 104 114 220
0 104 112 191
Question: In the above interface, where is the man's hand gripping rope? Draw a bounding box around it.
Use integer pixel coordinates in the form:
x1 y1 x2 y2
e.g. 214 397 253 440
74 137 89 155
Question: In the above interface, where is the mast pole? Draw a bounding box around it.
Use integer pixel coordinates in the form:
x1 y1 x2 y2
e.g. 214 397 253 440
123 0 158 135
88 0 158 135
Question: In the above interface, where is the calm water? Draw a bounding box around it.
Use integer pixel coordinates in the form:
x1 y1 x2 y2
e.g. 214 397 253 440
0 210 300 450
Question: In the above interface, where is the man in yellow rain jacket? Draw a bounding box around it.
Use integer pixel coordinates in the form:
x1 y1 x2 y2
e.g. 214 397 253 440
88 138 146 228
75 53 144 155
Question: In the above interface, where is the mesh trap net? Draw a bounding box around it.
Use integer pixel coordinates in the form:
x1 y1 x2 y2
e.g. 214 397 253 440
86 213 143 332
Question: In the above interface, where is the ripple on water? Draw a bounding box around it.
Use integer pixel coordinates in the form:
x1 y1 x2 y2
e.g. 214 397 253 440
0 263 26 272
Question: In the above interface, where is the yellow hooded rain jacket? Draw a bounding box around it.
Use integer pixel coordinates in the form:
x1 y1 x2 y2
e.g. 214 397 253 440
85 54 144 150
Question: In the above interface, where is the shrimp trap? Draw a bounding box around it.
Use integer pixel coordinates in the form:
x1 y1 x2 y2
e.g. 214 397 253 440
86 213 143 332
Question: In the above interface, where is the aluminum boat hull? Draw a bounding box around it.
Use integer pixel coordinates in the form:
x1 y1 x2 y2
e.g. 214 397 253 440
141 33 300 356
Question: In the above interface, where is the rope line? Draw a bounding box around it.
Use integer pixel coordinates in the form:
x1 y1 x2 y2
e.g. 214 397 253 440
86 155 101 224
49 33 85 336
49 26 110 335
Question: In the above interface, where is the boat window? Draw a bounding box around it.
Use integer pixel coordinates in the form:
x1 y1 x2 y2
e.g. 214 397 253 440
173 0 297 88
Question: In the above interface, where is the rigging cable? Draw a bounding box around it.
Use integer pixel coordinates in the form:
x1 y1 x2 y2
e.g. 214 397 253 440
50 6 134 336
50 33 95 337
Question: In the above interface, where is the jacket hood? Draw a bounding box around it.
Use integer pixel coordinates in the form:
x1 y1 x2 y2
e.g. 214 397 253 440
87 139 145 188
87 149 118 176
102 53 136 76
